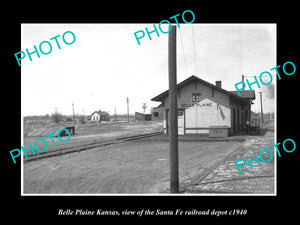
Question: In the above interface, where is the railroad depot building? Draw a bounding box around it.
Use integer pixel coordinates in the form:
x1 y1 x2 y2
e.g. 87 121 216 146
151 75 255 135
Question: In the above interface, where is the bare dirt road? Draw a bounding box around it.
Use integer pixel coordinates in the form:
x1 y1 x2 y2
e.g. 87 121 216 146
23 137 242 194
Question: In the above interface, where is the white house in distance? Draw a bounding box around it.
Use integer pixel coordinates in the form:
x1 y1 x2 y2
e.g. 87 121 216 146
90 110 110 122
91 111 100 121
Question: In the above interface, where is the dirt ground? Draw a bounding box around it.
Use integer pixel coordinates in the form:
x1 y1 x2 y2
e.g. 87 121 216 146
23 137 242 194
25 121 163 137
23 121 164 154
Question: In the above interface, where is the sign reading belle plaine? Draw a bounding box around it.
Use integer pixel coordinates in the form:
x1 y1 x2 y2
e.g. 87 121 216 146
181 102 212 108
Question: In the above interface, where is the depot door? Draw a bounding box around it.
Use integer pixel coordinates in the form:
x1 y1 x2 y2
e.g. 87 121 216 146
178 110 185 135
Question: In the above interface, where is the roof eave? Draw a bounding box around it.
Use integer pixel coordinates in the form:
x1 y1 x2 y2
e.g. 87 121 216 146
151 78 250 103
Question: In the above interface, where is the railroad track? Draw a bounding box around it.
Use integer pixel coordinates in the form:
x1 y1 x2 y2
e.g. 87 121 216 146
24 131 163 162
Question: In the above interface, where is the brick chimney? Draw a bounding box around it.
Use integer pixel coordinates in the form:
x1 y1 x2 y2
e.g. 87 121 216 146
215 81 222 88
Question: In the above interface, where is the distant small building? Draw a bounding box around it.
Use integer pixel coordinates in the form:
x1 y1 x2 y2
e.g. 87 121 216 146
135 112 152 121
90 110 110 122
151 103 165 120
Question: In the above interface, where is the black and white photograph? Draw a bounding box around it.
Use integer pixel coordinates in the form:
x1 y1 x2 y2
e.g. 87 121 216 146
20 23 276 195
4 5 298 223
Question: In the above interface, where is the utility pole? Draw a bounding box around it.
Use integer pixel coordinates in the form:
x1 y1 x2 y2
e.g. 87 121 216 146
242 74 244 91
126 97 129 122
142 103 147 114
72 103 76 125
168 26 179 193
259 92 264 124
114 107 117 123
142 103 147 121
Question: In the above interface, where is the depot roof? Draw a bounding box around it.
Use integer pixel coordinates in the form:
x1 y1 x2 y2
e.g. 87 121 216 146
151 75 255 102
229 90 255 99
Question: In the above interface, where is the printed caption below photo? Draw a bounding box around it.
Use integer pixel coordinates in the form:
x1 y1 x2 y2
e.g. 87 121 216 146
58 208 247 217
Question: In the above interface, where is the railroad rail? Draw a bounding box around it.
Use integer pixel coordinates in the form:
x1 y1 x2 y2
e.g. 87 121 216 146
24 131 163 162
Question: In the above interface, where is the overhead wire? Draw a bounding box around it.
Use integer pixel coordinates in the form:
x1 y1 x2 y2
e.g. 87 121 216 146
178 25 199 77
191 25 198 75
178 27 189 77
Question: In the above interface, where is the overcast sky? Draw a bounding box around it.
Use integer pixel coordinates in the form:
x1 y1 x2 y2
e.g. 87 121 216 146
21 23 276 116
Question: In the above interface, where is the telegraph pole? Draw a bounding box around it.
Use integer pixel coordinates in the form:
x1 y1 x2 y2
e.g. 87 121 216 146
72 103 76 125
126 97 129 122
142 103 147 121
242 74 244 90
168 26 179 193
259 92 264 124
142 103 147 114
